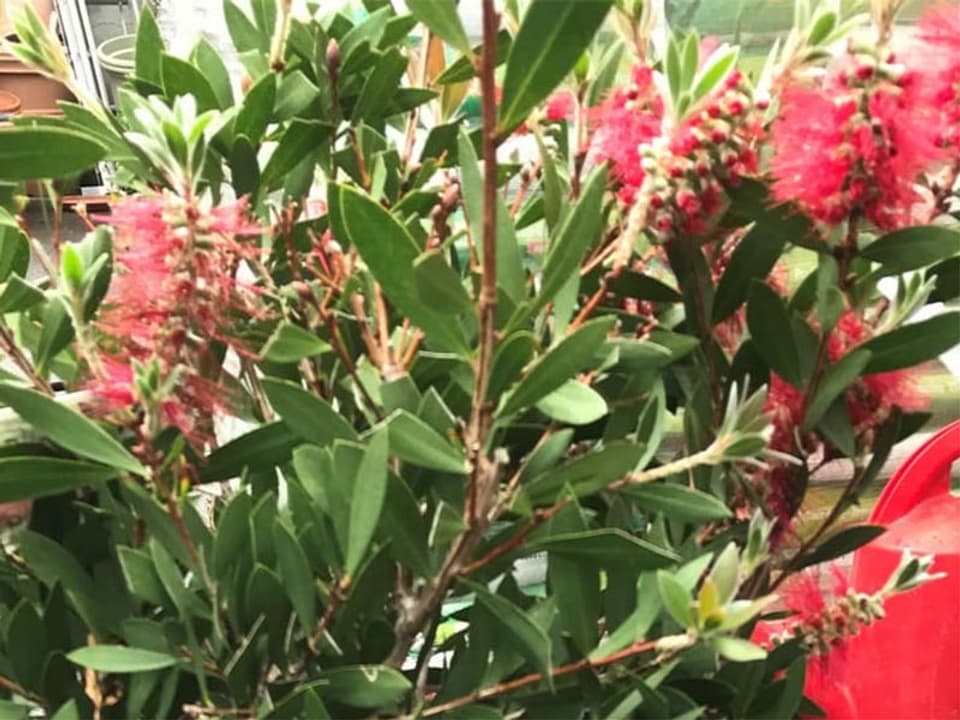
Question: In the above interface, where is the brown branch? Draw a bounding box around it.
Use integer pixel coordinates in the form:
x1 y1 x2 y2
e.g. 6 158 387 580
421 637 669 716
0 672 47 708
464 0 501 525
310 577 350 650
460 500 569 576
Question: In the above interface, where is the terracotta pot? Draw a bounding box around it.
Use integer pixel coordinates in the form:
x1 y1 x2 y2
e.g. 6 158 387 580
0 88 20 115
0 0 53 38
0 51 72 111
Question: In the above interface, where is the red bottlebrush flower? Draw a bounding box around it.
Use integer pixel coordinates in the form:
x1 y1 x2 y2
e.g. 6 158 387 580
590 62 763 237
588 65 664 204
771 52 944 229
828 312 929 429
765 373 806 452
770 86 857 225
914 3 960 148
87 356 136 411
545 90 576 122
88 193 265 449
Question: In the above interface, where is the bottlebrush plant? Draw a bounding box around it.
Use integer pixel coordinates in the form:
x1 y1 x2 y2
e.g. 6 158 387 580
0 0 954 717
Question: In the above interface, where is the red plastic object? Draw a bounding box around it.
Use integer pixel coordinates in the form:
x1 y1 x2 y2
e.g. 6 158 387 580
806 420 960 719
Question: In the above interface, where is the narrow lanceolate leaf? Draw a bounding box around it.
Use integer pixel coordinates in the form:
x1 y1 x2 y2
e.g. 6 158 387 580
261 378 357 446
860 312 960 373
0 128 106 180
623 483 733 523
461 578 553 685
529 529 678 570
134 7 164 86
746 282 803 386
0 458 120 502
498 0 613 133
498 317 613 418
385 410 468 474
414 250 473 315
802 349 871 430
273 520 316 631
406 0 472 55
337 185 468 353
712 223 786 323
532 165 607 317
860 225 960 275
712 637 767 662
260 322 331 363
457 130 526 304
318 665 411 709
0 383 145 475
67 646 179 673
346 430 388 577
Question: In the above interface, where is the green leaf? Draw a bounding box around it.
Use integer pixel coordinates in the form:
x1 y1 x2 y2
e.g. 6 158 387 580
860 312 960 373
0 128 106 180
861 226 960 275
692 45 739 101
530 528 678 570
273 520 317 631
261 120 329 191
457 130 526 304
223 0 265 53
234 74 276 144
0 275 46 314
414 250 472 315
535 380 608 425
498 317 613 417
533 165 607 316
712 636 767 662
318 665 411 709
610 271 682 303
587 41 626 107
380 472 432 577
499 0 613 133
346 430 388 577
488 330 536 400
118 547 167 605
0 383 145 475
337 185 468 352
747 282 802 386
796 524 885 570
802 349 871 430
525 442 644 505
67 646 179 673
261 378 356 446
536 134 563 231
200 421 298 483
274 70 320 123
713 225 786 323
666 36 682 105
260 322 331 362
546 499 600 655
624 483 732 522
352 48 408 121
461 578 553 684
134 7 164 86
681 32 699 89
213 491 252 578
161 54 220 112
191 37 233 109
437 30 511 85
35 297 74 375
385 410 467 474
0 457 118 502
658 571 693 627
407 0 471 54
